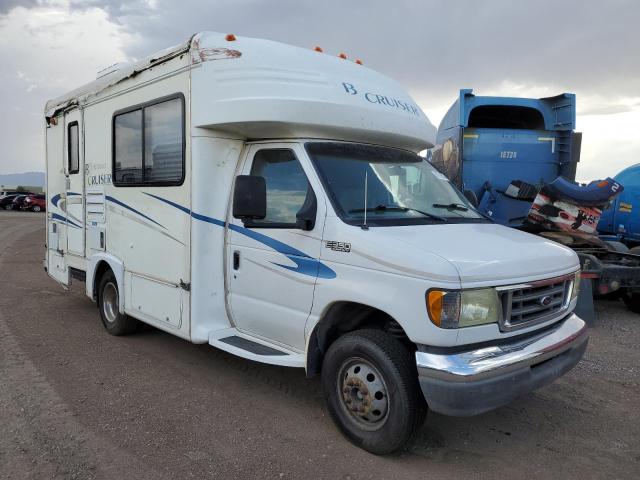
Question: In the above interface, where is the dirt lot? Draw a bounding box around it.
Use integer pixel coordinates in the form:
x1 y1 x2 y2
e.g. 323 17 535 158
1 211 639 479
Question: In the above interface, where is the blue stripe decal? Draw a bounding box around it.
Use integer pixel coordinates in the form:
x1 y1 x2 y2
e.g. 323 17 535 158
51 192 81 209
51 212 81 229
105 195 166 229
144 193 336 279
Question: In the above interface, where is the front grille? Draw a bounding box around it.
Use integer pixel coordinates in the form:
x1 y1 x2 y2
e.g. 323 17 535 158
499 274 573 331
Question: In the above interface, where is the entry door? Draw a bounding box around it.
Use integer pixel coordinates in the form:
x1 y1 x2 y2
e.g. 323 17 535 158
64 111 85 256
226 143 325 351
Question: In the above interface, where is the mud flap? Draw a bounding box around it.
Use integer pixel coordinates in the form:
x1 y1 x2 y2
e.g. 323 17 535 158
575 278 595 324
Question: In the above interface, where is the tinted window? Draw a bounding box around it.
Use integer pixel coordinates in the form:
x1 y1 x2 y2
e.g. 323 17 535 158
113 95 183 186
68 122 79 174
249 149 309 225
114 110 143 184
144 98 183 183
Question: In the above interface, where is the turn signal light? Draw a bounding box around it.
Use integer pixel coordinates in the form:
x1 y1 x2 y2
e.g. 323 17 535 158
225 34 236 41
314 46 323 52
355 59 363 65
338 53 347 59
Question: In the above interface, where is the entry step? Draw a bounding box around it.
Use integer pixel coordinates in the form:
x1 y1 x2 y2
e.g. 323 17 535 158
209 328 304 367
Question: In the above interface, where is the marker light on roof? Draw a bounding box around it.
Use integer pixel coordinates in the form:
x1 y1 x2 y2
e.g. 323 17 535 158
339 53 347 59
314 46 323 52
355 59 363 65
225 34 236 41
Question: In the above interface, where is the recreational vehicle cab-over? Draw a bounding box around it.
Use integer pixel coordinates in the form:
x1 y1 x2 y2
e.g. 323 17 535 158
44 32 588 454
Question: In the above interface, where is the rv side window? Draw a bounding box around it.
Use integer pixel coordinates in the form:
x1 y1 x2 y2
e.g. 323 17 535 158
249 149 311 227
113 94 184 186
68 122 79 174
114 110 143 184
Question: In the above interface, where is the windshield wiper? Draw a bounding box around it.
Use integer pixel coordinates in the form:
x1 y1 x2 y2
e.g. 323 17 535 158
432 203 469 211
349 204 446 222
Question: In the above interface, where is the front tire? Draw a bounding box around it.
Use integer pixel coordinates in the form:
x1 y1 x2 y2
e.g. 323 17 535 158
32 205 42 212
98 271 138 335
321 329 426 454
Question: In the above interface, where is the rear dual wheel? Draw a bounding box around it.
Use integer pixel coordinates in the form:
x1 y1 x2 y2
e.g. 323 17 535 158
321 329 426 454
97 271 138 335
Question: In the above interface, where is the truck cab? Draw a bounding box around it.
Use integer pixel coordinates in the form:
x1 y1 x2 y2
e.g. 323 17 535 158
44 33 588 454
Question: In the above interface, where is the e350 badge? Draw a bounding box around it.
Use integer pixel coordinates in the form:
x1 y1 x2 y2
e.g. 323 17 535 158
325 241 351 253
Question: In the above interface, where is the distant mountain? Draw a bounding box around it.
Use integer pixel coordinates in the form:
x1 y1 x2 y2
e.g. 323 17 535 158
0 171 45 187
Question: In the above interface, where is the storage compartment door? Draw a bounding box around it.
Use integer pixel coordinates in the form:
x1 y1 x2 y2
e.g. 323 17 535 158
129 274 183 328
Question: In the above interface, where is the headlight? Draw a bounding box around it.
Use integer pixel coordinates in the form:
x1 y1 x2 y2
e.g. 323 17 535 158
570 270 581 303
426 288 502 329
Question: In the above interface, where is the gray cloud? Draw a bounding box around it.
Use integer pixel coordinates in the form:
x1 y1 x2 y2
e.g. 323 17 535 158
82 0 640 101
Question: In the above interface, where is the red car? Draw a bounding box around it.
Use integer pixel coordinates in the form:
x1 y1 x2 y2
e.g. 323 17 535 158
22 194 46 212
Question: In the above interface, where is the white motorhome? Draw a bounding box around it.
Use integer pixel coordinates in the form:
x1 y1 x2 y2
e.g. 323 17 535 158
45 32 588 454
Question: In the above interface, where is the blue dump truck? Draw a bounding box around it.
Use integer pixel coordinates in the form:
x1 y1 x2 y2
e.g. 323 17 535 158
599 163 640 250
429 89 640 315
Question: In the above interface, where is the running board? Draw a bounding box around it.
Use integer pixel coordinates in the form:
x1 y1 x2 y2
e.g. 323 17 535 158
208 328 305 367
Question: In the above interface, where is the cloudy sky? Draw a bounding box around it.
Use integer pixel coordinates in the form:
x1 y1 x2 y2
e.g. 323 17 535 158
1 0 638 181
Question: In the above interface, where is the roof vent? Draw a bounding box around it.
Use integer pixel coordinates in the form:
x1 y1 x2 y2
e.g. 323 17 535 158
96 62 126 79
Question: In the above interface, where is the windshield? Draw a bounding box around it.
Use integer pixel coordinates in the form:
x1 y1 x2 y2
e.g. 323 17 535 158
306 142 485 226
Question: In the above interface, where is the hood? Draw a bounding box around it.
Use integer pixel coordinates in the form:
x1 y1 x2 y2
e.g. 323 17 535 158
347 222 579 286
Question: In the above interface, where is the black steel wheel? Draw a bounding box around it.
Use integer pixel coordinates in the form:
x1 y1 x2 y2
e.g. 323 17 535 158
321 329 426 454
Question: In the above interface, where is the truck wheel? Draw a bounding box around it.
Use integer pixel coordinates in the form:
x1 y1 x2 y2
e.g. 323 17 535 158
622 290 640 313
321 329 426 454
98 271 138 335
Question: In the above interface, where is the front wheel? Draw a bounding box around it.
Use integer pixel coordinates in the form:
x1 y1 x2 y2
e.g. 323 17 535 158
32 205 42 212
98 271 138 335
321 329 426 454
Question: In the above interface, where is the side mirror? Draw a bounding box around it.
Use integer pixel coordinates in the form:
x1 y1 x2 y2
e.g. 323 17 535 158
233 175 266 221
295 187 317 231
463 189 479 208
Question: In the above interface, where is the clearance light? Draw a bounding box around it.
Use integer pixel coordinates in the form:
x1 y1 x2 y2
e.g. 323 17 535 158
225 34 236 41
314 46 323 52
339 53 347 59
355 59 363 65
426 290 459 328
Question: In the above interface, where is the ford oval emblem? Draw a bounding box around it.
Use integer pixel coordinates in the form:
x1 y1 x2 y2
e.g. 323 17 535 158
538 295 552 306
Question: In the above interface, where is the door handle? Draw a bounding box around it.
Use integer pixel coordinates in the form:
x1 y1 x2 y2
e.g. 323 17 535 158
233 250 240 270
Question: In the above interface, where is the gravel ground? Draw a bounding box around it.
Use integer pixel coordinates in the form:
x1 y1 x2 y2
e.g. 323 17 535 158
1 211 639 479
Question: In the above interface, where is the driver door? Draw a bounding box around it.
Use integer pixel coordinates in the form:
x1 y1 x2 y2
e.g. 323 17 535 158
226 143 325 351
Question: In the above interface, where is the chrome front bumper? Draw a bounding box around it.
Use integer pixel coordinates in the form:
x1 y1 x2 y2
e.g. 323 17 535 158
416 313 589 416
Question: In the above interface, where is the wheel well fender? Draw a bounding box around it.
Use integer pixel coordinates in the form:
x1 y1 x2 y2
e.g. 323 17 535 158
86 253 125 313
305 302 413 378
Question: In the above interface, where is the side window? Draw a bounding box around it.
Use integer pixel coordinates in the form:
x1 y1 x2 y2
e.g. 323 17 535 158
144 98 183 183
113 95 184 186
249 149 310 226
68 122 79 174
114 110 143 184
